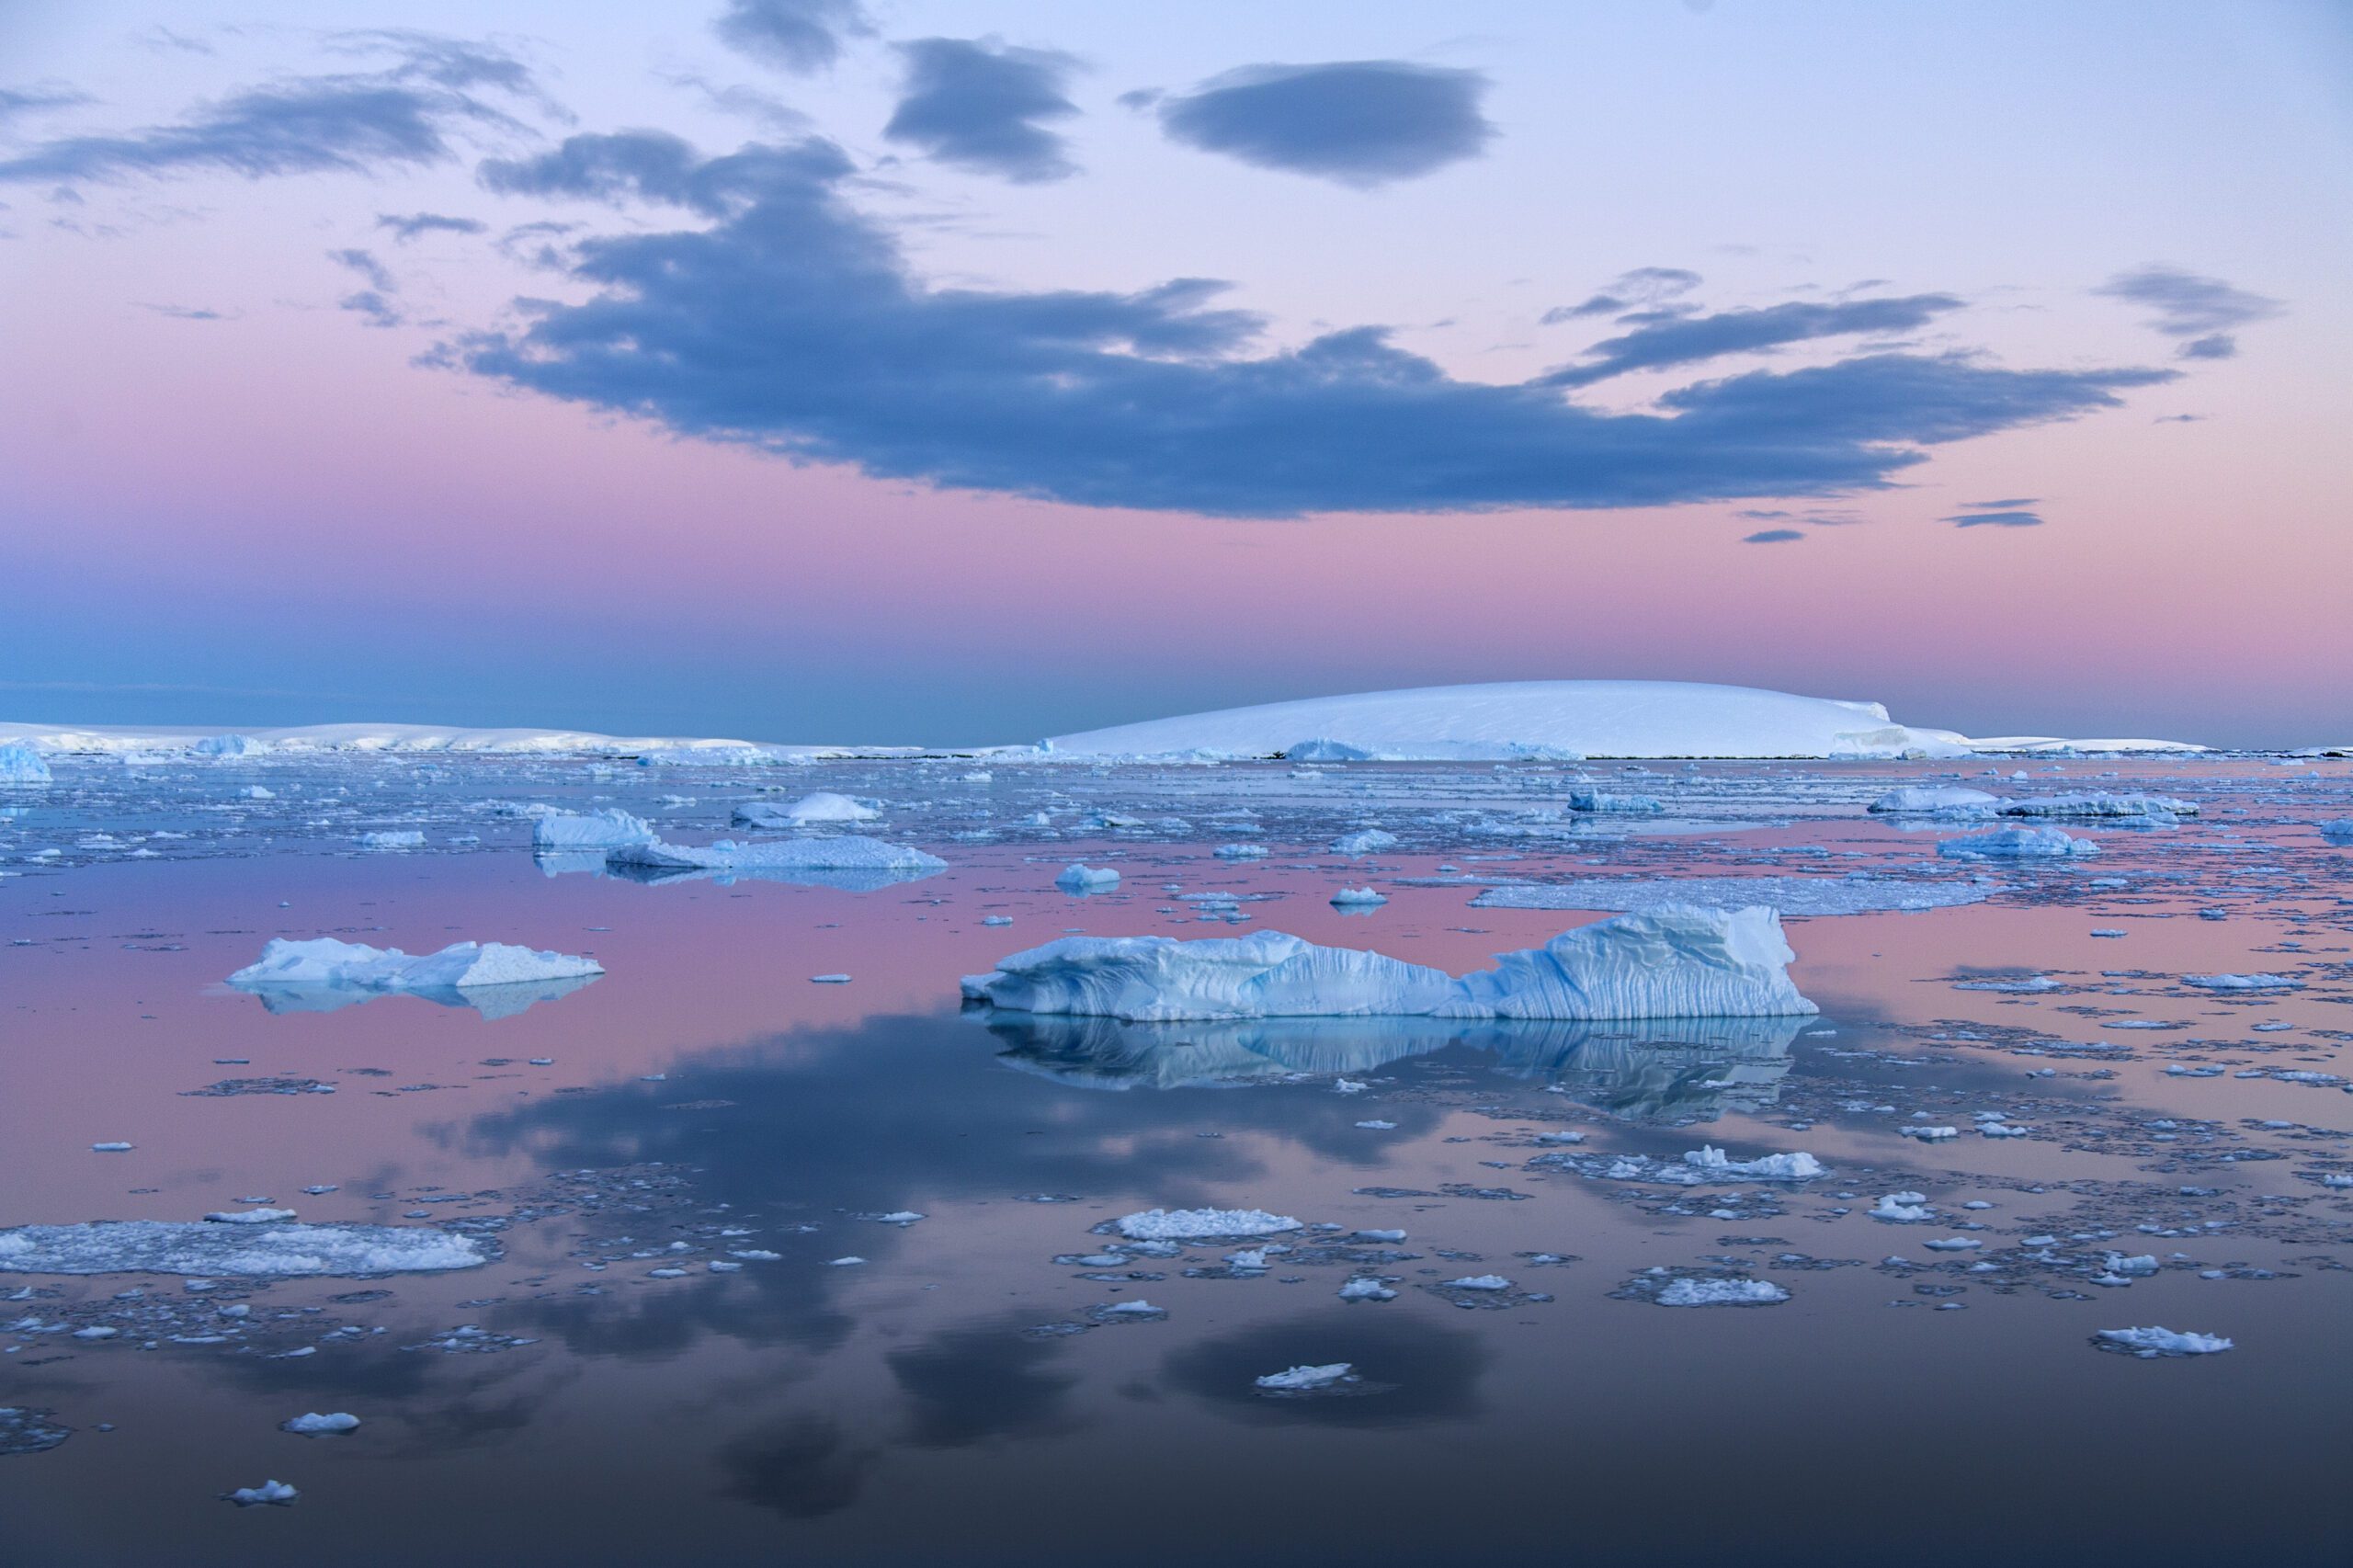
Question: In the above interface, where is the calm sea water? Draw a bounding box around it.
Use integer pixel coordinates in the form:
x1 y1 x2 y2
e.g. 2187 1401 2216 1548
2 755 2347 1565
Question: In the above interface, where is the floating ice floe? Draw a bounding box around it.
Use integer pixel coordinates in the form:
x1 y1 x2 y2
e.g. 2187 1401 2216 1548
608 835 945 888
531 808 654 849
1681 1145 1825 1180
734 791 879 828
358 830 425 850
2093 1326 2234 1358
1338 1278 1396 1302
1472 874 1991 916
0 743 53 786
0 1219 488 1277
1998 792 2197 819
1330 887 1387 907
1937 826 2099 860
1869 786 1998 814
2320 820 2353 841
1331 828 1398 855
1655 1277 1789 1306
1256 1363 1355 1391
1566 790 1662 814
1870 1193 1933 1221
1056 863 1120 892
228 1481 299 1507
229 932 602 993
281 1413 360 1436
963 906 1816 1023
1115 1208 1302 1240
2182 973 2302 992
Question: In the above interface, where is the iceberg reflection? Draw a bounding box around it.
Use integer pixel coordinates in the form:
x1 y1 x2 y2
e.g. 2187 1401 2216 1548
234 973 599 1020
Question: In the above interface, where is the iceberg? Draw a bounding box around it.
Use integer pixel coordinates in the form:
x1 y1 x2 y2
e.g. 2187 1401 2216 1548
964 906 1816 1022
1937 826 2099 859
607 835 946 887
2093 1326 2233 1358
734 791 880 827
1331 828 1398 855
1870 786 1998 813
1997 792 2198 819
1056 863 1121 892
1680 1145 1825 1180
1566 789 1663 814
0 743 50 786
0 1219 488 1277
230 937 602 997
531 808 655 849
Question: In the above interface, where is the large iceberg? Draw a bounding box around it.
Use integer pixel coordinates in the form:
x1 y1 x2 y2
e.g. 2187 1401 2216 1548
229 937 603 999
0 743 50 786
0 1219 488 1277
531 808 655 849
963 906 1816 1022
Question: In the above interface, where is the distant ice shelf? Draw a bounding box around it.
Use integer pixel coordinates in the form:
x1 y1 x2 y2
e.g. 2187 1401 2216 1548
964 905 1817 1022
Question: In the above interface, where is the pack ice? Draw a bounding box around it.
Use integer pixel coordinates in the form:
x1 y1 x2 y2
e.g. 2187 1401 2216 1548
230 937 603 995
0 1220 489 1277
963 906 1817 1022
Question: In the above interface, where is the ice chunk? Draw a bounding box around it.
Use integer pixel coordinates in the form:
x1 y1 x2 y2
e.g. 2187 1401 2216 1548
1681 1145 1825 1180
1938 826 2099 859
281 1413 360 1435
608 835 945 883
734 791 880 827
228 1481 299 1506
1655 1277 1789 1306
1338 1278 1396 1301
1869 786 1997 813
1115 1208 1302 1240
531 809 654 849
1255 1362 1354 1390
205 1208 298 1225
358 830 425 850
1330 887 1387 907
1443 1275 1512 1291
1331 829 1398 855
229 937 602 999
0 744 51 786
2182 973 2301 992
1999 792 2198 819
964 907 1815 1023
1056 863 1120 892
1566 790 1663 814
0 1220 487 1277
2094 1326 2233 1358
1474 874 1992 916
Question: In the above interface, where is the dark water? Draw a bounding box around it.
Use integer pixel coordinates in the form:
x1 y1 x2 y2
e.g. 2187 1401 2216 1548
1 756 2347 1565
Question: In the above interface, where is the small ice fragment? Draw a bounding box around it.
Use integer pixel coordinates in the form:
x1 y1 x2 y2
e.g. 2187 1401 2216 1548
228 1480 299 1506
1444 1275 1512 1291
1338 1278 1396 1301
91 1142 133 1153
809 974 851 984
1255 1362 1353 1391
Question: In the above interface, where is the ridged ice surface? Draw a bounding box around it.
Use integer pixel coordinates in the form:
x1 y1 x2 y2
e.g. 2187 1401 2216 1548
964 906 1816 1022
0 1220 489 1278
532 808 654 848
229 937 603 993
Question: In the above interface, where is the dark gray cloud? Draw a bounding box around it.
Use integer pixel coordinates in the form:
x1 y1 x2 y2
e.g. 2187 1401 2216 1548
714 0 872 74
376 210 485 243
1543 266 1702 324
881 38 1082 183
1543 293 1964 386
2095 266 2279 360
1154 61 1493 187
1743 528 1803 543
329 246 401 327
0 35 536 187
454 134 2171 517
0 85 93 122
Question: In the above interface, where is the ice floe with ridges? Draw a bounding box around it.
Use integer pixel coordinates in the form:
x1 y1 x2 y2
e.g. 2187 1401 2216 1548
1115 1208 1302 1240
531 808 655 849
2094 1326 2233 1358
1870 786 1998 813
965 906 1815 1023
230 937 602 994
0 1220 488 1277
1937 826 2100 859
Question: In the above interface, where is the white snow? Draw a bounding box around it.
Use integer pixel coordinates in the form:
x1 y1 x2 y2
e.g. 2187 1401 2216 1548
1655 1277 1789 1306
1056 863 1121 892
0 1220 487 1277
1681 1145 1825 1180
1256 1363 1354 1390
281 1413 360 1435
1114 1208 1303 1240
1039 681 1989 760
1938 826 2100 860
532 809 654 849
2095 1326 2234 1358
1870 786 1998 813
1473 875 1992 916
964 906 1816 1023
229 937 601 996
0 744 52 786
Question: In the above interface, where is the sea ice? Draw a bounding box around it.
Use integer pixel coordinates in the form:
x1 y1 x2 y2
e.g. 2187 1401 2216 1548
1998 793 2198 818
2094 1326 2234 1358
228 1481 299 1506
1566 790 1663 814
735 791 880 827
1115 1208 1302 1240
1330 887 1387 907
608 835 945 879
0 1220 487 1277
1332 829 1398 855
1056 863 1121 892
1681 1145 1825 1180
1937 826 2099 860
229 937 602 996
2182 973 2302 992
532 809 654 849
358 830 425 850
963 906 1816 1022
1869 786 1998 813
1256 1363 1355 1390
1473 875 1991 916
1655 1277 1789 1306
0 744 51 786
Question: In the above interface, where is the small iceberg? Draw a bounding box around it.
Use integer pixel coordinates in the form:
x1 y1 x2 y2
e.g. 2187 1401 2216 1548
1681 1144 1824 1180
963 907 1817 1023
2182 972 2301 992
607 835 945 891
734 791 880 828
281 1413 360 1436
358 830 425 850
1998 792 2197 819
1331 829 1398 855
1937 826 2099 859
228 1481 299 1507
1256 1362 1355 1391
1330 887 1387 908
0 743 52 786
1870 786 1997 813
2093 1326 2233 1358
1056 863 1121 892
531 808 654 849
228 938 602 1017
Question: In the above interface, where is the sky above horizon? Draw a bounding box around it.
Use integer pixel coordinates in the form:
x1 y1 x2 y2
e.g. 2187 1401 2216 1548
2 0 2347 748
